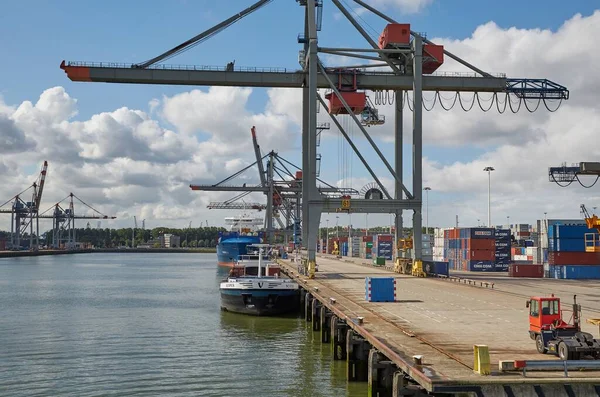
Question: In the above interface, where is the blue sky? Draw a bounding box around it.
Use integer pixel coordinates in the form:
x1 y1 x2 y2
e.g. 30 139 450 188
2 0 595 117
1 1 599 229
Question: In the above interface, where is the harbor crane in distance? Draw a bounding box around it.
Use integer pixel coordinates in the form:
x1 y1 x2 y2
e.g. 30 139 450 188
0 161 48 251
38 193 116 249
59 0 570 281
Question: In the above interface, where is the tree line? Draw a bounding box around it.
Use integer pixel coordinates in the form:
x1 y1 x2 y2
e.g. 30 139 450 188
0 227 227 248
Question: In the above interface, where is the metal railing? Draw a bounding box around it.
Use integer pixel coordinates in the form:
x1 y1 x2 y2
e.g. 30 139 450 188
65 61 287 73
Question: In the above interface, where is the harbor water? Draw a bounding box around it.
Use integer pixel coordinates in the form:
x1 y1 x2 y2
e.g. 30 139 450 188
0 253 366 396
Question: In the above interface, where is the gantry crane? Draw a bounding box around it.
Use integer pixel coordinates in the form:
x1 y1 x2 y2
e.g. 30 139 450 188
59 0 569 285
38 193 116 249
548 162 600 252
0 161 48 250
193 126 357 245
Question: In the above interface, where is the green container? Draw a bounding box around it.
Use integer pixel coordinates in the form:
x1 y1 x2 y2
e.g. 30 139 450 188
373 257 386 266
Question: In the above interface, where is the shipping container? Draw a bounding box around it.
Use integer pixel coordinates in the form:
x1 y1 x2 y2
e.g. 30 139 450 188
553 238 586 252
423 261 449 277
548 251 600 266
495 251 510 258
467 261 500 271
466 238 495 251
365 277 396 302
553 265 600 279
460 228 496 239
554 224 595 239
495 229 511 238
509 264 543 278
470 250 495 261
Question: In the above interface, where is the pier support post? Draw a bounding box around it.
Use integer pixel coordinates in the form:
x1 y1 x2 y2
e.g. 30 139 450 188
305 293 313 322
330 316 348 360
368 349 396 397
312 298 322 331
300 289 307 319
320 306 332 343
346 329 369 382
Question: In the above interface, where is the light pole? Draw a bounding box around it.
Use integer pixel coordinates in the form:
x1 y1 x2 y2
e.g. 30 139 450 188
423 187 431 234
477 219 480 227
507 215 510 229
483 166 495 227
336 216 339 239
325 219 329 254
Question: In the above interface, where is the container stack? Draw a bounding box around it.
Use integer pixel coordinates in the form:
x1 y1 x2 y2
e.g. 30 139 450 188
548 223 600 279
373 234 394 260
494 229 511 271
422 234 433 262
359 236 373 259
433 228 446 261
347 237 361 258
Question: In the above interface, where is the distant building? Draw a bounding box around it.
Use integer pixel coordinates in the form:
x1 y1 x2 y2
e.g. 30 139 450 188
159 234 180 248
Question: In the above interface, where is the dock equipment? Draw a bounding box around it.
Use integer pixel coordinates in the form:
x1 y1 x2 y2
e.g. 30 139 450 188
527 294 600 360
59 0 571 273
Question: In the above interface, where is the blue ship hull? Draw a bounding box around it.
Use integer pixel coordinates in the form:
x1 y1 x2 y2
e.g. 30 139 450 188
216 233 263 266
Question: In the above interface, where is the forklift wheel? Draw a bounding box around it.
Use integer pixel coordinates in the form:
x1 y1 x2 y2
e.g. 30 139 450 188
535 335 546 354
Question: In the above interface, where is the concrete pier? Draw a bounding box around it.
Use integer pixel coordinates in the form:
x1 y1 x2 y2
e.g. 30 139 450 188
279 254 600 396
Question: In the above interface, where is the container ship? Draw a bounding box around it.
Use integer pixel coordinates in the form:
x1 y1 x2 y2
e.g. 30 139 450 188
216 214 265 267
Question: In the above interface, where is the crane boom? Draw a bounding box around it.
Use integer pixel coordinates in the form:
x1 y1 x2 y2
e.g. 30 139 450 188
134 0 272 68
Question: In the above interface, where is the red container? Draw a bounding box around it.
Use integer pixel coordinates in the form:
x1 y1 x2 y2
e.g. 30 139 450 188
378 23 411 49
470 250 495 261
548 252 600 266
376 234 394 242
509 264 543 278
422 44 444 74
0 239 5 251
362 236 373 242
466 238 495 251
295 171 302 180
325 91 366 115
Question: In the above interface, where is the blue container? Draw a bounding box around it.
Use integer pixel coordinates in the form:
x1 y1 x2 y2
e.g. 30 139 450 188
467 260 496 271
495 240 511 249
464 228 496 239
555 225 594 239
495 251 510 259
562 265 600 279
555 238 585 252
495 229 510 238
365 277 396 302
423 261 449 277
449 239 458 249
495 262 509 271
524 240 535 247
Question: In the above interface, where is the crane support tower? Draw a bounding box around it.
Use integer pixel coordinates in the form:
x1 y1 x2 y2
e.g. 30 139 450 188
59 0 569 276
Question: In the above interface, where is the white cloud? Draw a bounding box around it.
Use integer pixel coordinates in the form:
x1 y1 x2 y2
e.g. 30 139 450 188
361 0 434 14
0 86 298 231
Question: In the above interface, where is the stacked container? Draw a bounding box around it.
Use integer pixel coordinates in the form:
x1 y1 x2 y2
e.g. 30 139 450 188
373 234 394 260
433 228 446 261
359 235 373 259
494 228 511 271
548 223 600 279
422 234 433 262
347 237 361 258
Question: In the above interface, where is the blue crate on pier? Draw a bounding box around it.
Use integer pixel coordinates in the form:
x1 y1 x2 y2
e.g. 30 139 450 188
365 277 396 302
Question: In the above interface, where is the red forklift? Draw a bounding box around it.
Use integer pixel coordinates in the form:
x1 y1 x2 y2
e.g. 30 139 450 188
527 294 600 360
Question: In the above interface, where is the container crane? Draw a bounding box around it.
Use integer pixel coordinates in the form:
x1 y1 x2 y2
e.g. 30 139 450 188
0 161 48 250
38 193 116 249
580 204 600 253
